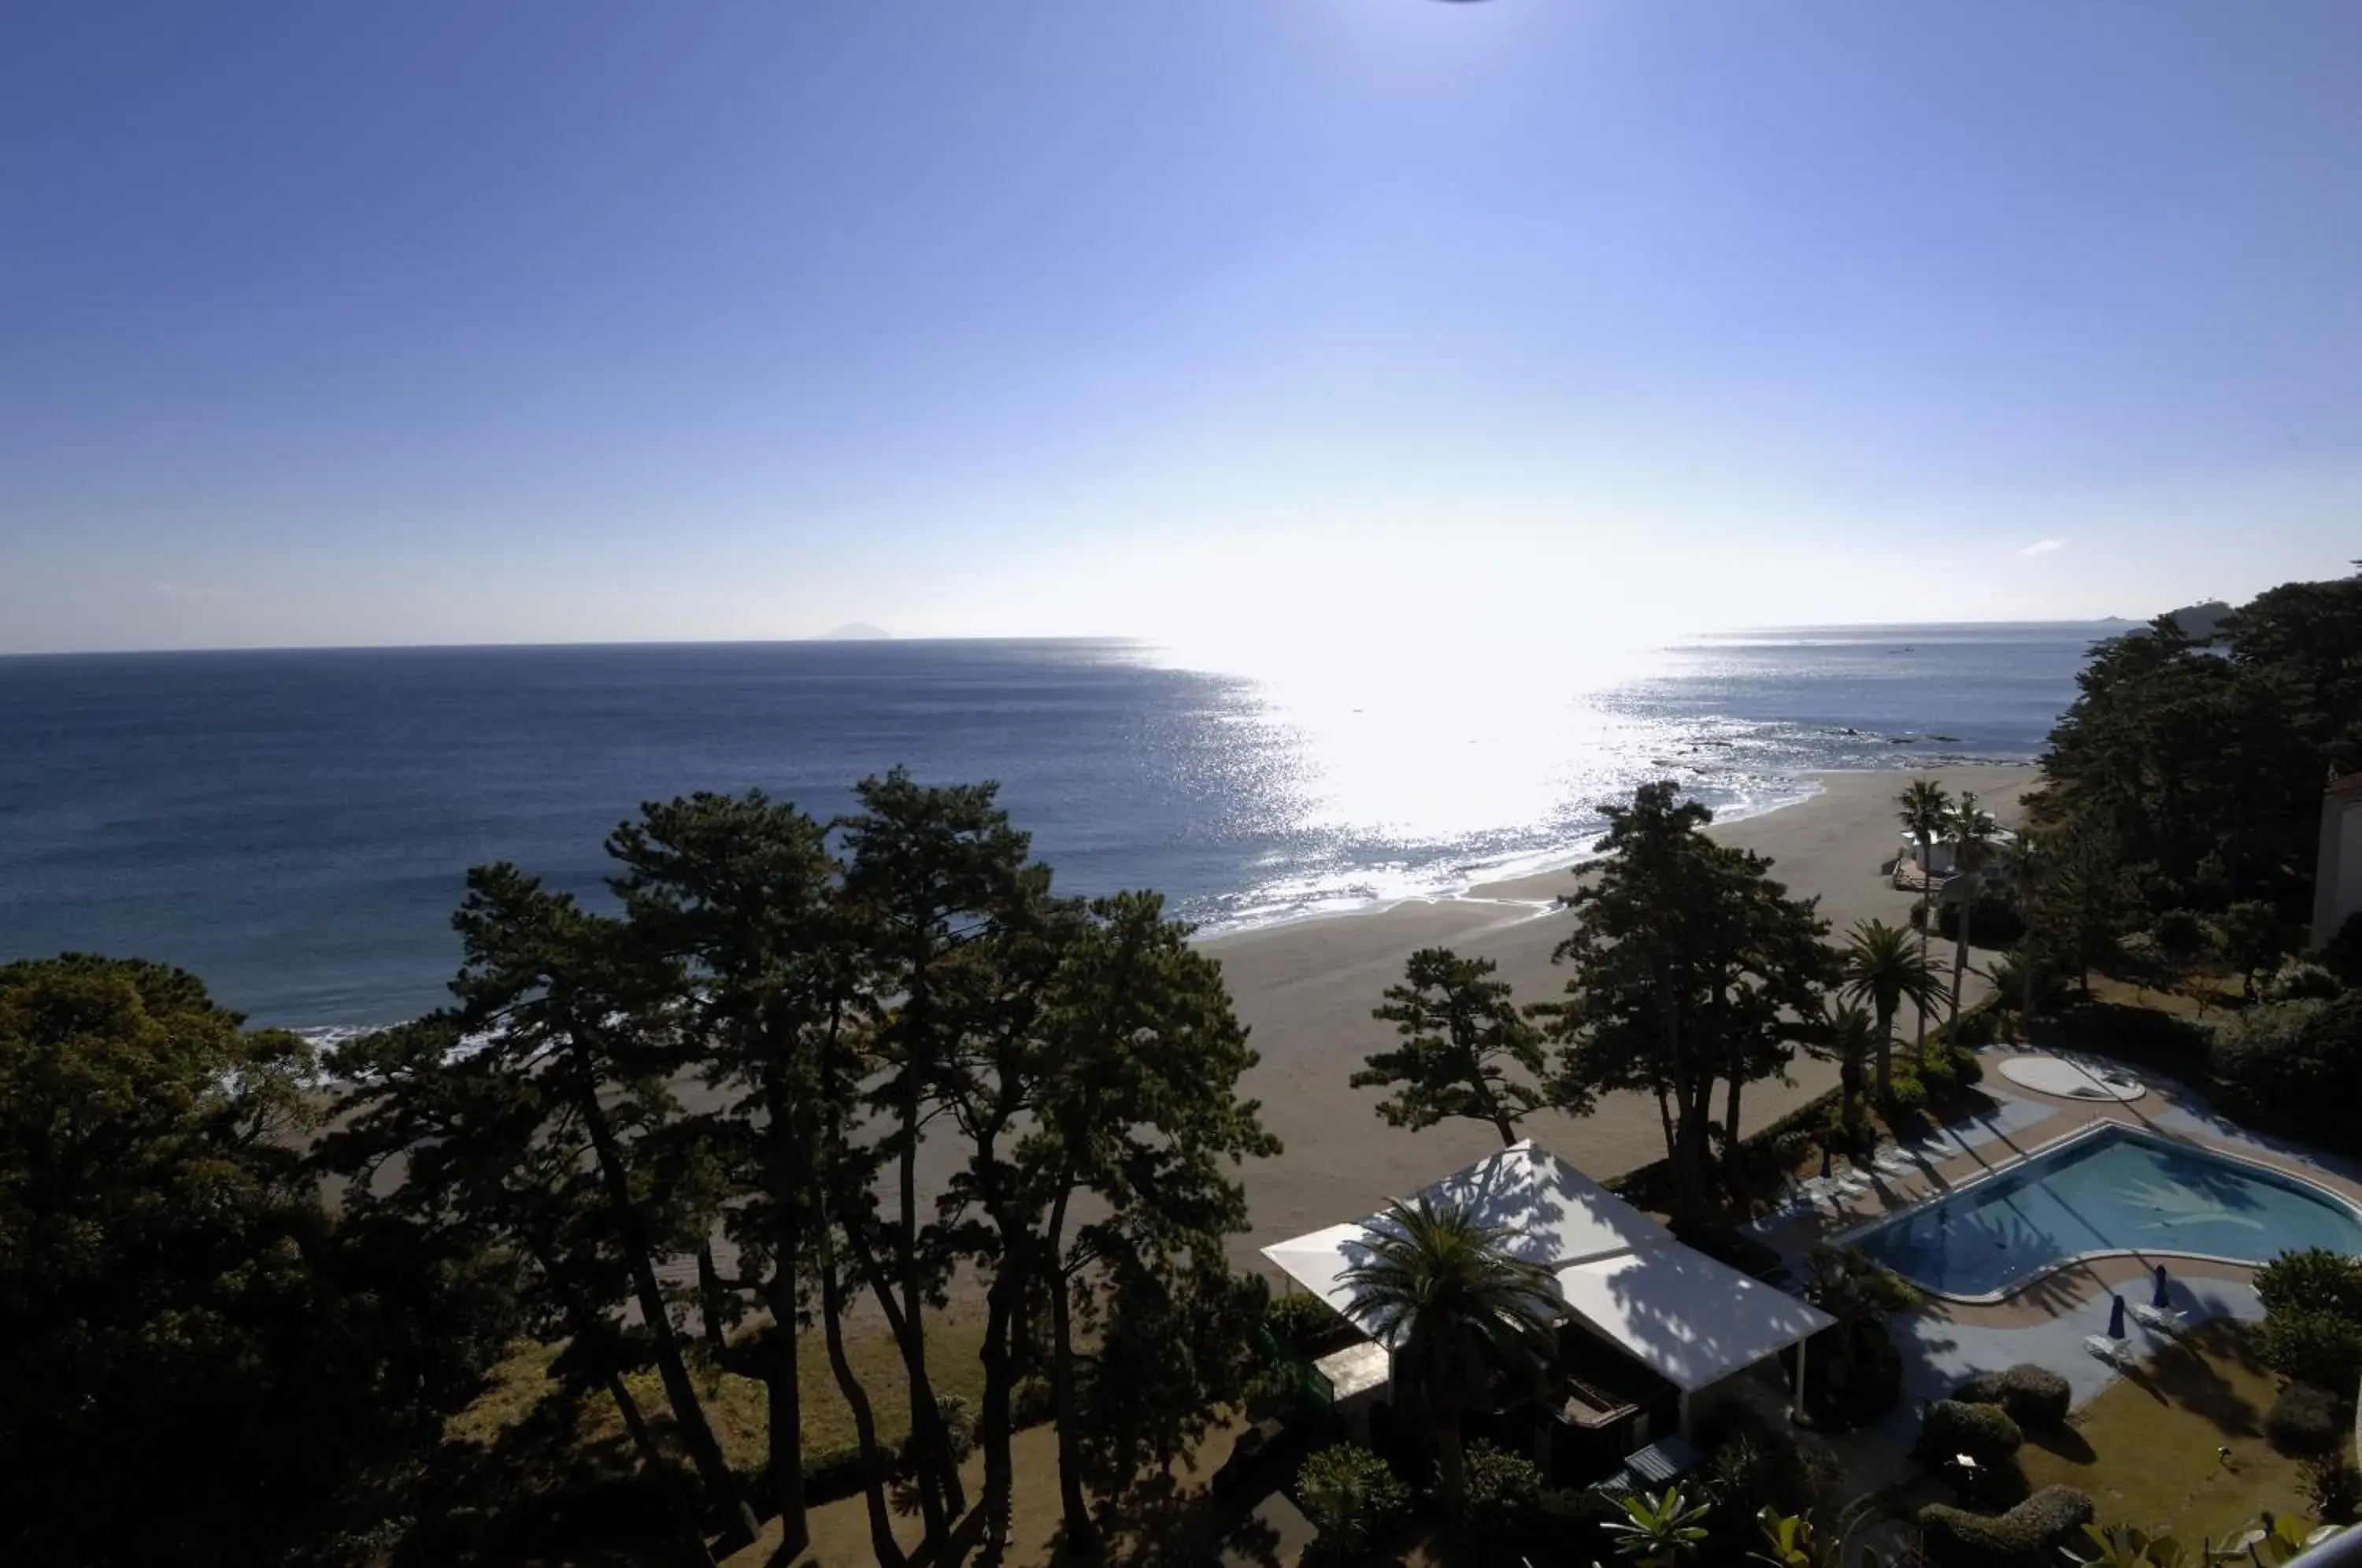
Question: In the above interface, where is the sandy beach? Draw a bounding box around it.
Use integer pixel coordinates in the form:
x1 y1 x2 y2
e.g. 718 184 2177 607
1209 766 2034 1265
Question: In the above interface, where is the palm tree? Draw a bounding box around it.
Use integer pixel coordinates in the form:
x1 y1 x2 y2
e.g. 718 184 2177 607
1336 1196 1560 1515
1987 827 2043 1025
1941 793 2001 1029
1605 1485 1713 1568
1752 1508 1836 1568
1897 778 1952 1063
1822 1000 1875 1135
1838 919 1942 1104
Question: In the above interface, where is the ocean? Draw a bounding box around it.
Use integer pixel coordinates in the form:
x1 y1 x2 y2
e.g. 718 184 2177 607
0 622 2111 1034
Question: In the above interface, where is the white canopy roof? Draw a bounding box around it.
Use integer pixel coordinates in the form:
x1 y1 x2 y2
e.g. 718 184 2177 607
1554 1247 1834 1393
1261 1140 1831 1392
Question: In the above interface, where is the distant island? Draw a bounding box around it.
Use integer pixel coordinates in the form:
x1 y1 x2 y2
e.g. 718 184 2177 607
817 622 890 641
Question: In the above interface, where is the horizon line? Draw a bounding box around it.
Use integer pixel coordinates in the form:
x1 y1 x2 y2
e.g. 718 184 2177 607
0 614 2149 661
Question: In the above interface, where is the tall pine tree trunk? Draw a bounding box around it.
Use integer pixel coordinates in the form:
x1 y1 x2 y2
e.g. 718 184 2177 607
1950 900 1973 1028
1722 1071 1745 1195
976 1277 1019 1564
851 1231 964 1542
695 1242 729 1357
820 1225 909 1568
1915 833 1933 1063
764 1241 806 1558
1874 1000 1894 1106
1046 1189 1101 1566
575 1078 757 1544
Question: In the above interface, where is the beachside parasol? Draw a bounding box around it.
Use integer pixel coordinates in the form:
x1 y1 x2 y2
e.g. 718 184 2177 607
2108 1294 2127 1339
2153 1264 2171 1309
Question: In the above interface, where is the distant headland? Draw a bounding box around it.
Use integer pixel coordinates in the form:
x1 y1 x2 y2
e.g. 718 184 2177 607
816 622 890 641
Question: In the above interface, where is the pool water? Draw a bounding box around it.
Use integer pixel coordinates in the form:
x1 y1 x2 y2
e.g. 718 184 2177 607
1851 1126 2362 1297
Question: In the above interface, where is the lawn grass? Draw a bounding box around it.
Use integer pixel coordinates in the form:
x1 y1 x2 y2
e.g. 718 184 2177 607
458 1295 995 1474
2018 1319 2327 1547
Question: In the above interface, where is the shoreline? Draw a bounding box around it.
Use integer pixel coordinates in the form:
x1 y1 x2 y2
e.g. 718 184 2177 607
1204 764 2038 1269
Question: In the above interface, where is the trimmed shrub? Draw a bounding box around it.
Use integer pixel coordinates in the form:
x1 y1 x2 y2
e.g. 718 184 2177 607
2322 913 2362 989
1295 1443 1409 1559
2266 1384 2350 1456
1936 893 2027 947
2214 993 2362 1148
1461 1440 1546 1544
802 1441 870 1503
2305 1456 2362 1525
1918 1485 2095 1568
2265 961 2346 1004
1882 1073 1930 1117
2255 1248 2362 1322
1953 1364 2073 1429
1916 1400 2023 1467
1265 1291 1353 1354
1672 1219 1786 1283
1011 1373 1056 1429
2038 1001 2211 1079
2260 1310 2362 1393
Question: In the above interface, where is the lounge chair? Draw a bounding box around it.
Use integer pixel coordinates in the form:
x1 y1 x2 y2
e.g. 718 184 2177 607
1831 1170 1873 1196
1789 1177 1841 1209
2084 1335 2137 1370
1873 1148 1921 1176
2131 1303 2188 1336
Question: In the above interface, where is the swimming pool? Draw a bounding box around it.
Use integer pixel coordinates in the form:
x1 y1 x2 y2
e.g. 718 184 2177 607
1849 1125 2362 1299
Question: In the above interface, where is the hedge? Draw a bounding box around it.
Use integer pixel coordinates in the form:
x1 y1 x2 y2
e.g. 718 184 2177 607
1919 1485 2095 1568
1265 1291 1357 1355
2260 1310 2362 1393
1953 1364 2072 1429
2253 1248 2362 1322
2265 1383 2349 1457
1295 1443 1410 1558
1916 1400 2023 1467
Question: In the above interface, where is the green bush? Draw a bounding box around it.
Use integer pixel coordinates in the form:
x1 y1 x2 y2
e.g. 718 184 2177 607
2265 961 2346 1004
1265 1291 1350 1352
2264 1383 2349 1457
1296 1443 1409 1559
1918 1485 2094 1568
2214 994 2362 1148
1461 1440 1546 1543
1881 1072 1930 1116
1916 1400 2023 1467
1935 893 2027 947
1697 1408 1829 1559
2260 1310 2362 1392
2322 914 2362 989
2255 1248 2362 1322
2305 1456 2362 1524
1953 1364 2073 1429
2038 1001 2212 1078
1671 1219 1786 1282
1011 1373 1057 1429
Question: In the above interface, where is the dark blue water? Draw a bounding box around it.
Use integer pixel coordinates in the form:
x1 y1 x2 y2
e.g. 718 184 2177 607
1854 1126 2362 1297
0 623 2113 1031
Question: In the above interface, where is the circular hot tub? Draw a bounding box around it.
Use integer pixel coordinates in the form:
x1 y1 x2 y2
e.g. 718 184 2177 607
1998 1053 2146 1102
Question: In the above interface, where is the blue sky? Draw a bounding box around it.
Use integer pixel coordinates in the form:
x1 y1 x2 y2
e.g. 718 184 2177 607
5 1 2359 656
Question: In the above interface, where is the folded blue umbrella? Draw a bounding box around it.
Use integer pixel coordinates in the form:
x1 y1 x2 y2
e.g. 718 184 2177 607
2108 1294 2127 1339
2152 1264 2171 1309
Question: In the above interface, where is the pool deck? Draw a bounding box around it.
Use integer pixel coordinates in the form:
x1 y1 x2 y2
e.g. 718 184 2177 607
1743 1045 2352 1528
1755 1044 2362 1332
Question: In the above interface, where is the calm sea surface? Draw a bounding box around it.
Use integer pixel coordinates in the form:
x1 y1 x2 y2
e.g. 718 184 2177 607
0 623 2111 1032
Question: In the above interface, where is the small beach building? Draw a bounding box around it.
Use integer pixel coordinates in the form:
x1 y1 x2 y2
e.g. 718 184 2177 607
2312 773 2362 951
1898 825 2017 882
1261 1141 1832 1483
